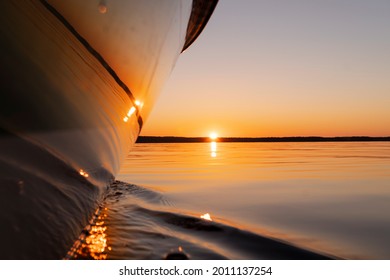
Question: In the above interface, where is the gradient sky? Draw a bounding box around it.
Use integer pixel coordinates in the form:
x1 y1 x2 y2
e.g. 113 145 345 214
141 0 390 137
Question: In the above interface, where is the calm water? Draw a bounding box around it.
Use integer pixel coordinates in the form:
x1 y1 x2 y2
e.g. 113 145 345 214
106 142 390 259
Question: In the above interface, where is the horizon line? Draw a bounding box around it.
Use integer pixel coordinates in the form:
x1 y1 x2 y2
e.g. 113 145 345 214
137 135 390 143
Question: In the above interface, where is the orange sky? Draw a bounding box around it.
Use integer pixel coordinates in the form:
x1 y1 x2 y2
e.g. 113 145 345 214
141 0 390 137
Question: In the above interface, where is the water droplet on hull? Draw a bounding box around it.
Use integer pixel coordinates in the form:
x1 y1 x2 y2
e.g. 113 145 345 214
98 1 107 14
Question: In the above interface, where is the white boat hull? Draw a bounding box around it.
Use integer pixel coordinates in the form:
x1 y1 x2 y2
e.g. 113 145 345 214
0 0 217 259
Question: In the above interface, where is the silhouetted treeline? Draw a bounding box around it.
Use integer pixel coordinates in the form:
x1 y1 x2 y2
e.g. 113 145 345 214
137 136 390 143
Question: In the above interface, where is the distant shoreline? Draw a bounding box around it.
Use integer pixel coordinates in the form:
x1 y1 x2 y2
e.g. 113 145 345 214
137 136 390 143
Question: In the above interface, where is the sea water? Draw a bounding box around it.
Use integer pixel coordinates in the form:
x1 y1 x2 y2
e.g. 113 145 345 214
76 142 390 259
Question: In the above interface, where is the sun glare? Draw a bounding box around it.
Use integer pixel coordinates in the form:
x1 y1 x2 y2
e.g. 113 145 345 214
209 132 218 140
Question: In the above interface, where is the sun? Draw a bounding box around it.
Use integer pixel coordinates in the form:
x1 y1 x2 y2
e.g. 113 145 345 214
209 132 218 140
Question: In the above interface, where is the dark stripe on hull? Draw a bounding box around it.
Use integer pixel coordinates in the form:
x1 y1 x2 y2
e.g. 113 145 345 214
40 0 144 131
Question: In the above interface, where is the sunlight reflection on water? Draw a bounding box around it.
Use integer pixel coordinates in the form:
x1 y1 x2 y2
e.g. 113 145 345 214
210 141 217 158
117 142 390 259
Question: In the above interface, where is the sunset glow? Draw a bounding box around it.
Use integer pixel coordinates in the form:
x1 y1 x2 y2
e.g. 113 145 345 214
140 1 390 138
209 132 218 140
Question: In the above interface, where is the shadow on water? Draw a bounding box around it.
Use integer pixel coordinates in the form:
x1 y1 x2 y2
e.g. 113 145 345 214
0 130 103 259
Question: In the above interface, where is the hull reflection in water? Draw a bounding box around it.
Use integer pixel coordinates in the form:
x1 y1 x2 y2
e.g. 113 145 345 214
0 0 217 259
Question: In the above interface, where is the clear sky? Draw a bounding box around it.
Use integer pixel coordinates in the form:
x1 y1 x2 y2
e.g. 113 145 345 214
141 0 390 137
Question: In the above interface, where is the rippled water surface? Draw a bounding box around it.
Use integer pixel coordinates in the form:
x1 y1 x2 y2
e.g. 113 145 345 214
100 142 390 259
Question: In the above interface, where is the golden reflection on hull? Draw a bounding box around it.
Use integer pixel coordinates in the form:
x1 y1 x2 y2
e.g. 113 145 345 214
200 213 212 221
